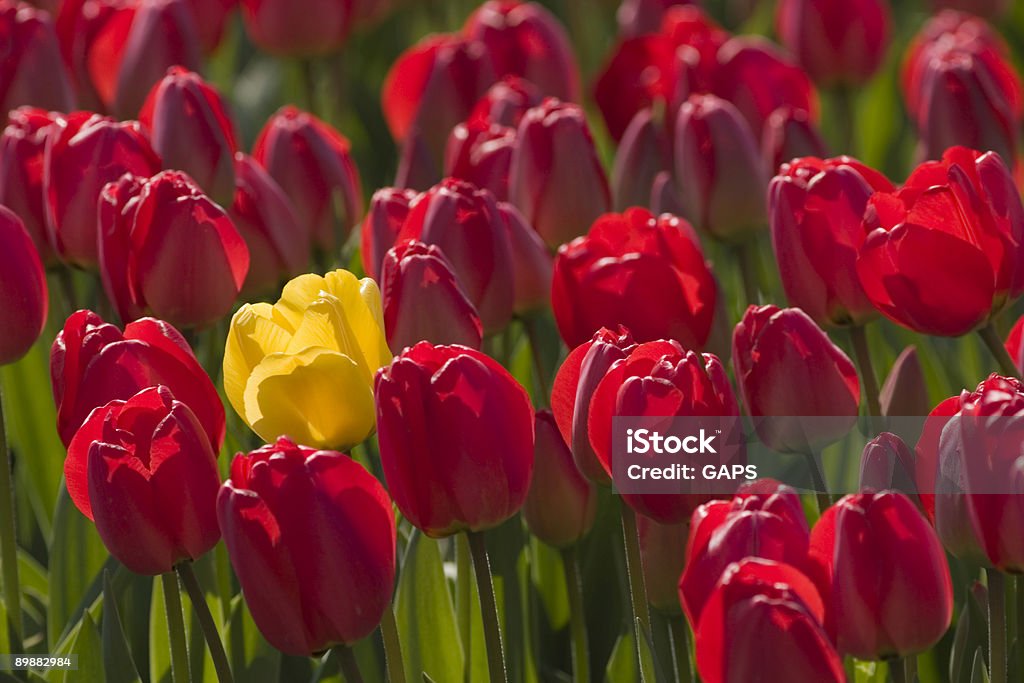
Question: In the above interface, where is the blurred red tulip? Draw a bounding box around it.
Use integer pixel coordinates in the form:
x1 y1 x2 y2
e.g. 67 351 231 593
139 67 238 206
636 513 688 613
240 0 351 57
499 201 552 315
468 75 542 128
44 112 161 268
552 208 718 349
0 2 74 113
612 109 672 211
252 106 363 255
929 0 1008 17
360 187 415 281
769 155 893 326
65 385 221 574
760 107 828 176
808 491 952 658
617 0 695 38
879 345 930 417
1006 316 1024 374
859 432 919 504
857 146 1024 336
51 310 226 449
185 0 235 53
375 342 534 537
445 120 515 202
732 305 860 453
218 437 396 655
0 206 47 366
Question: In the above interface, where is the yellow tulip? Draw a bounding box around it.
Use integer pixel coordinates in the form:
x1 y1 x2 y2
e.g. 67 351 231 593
224 270 392 449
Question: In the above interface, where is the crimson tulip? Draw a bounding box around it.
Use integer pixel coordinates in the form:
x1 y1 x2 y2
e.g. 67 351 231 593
240 0 351 57
857 146 1024 336
732 305 860 453
51 310 225 449
636 513 688 613
468 76 541 128
359 187 415 281
760 107 828 176
859 432 918 503
1005 315 1024 374
252 106 363 255
0 107 62 261
0 206 47 366
808 491 952 658
185 0 235 53
930 0 1008 17
375 342 534 537
445 120 515 202
880 346 930 417
65 385 221 575
0 2 74 114
552 208 718 349
612 109 672 211
218 437 397 655
769 155 894 326
500 201 552 315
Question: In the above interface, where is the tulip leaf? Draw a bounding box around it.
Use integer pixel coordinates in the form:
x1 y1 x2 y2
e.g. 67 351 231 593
55 612 103 683
394 532 464 682
101 571 142 683
970 648 990 683
604 629 639 683
225 594 281 683
529 539 569 631
951 602 973 683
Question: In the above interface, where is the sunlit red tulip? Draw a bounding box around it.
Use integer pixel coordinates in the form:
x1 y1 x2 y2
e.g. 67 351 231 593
636 513 688 613
0 107 62 261
0 2 74 114
761 107 828 176
218 437 396 655
499 201 552 314
1006 316 1024 374
552 208 718 349
375 342 534 537
468 75 541 128
445 120 515 202
240 0 351 57
0 206 47 366
859 432 918 503
360 187 415 281
612 109 672 211
929 0 1008 17
65 385 221 575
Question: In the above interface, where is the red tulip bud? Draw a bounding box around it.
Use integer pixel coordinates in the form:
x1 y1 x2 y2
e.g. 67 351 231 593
0 206 47 366
185 0 235 53
0 107 62 262
360 187 415 281
499 202 552 315
1 2 74 114
636 513 688 613
612 109 672 211
761 107 829 177
240 0 351 57
859 432 919 505
468 75 542 128
880 346 930 417
445 120 515 202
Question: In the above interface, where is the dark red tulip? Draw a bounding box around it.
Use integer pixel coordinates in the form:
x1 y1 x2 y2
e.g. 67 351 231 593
859 432 919 503
55 0 135 111
929 0 1008 17
397 178 514 333
1006 316 1024 374
252 106 363 254
463 1 579 102
508 98 611 248
732 305 860 453
674 94 767 242
880 345 930 417
636 513 688 613
230 153 308 296
523 410 598 548
240 0 351 57
857 146 1024 336
51 310 226 449
467 75 541 128
139 67 238 206
44 112 161 268
381 240 483 353
185 0 235 53
617 0 696 38
0 2 74 114
775 0 891 87
97 170 249 329
499 201 552 315
445 120 515 202
552 207 718 350
680 480 810 627
0 107 62 261
0 206 47 366
769 155 894 326
612 109 672 211
218 437 397 655
808 491 952 658
360 187 415 281
760 107 828 176
695 558 843 683
65 385 221 575
375 342 534 537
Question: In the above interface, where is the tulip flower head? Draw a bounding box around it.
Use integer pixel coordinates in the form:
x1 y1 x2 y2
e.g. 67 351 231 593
0 2 74 115
0 206 47 366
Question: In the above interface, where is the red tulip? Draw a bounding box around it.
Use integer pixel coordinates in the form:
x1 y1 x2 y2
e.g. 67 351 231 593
808 491 952 658
445 120 515 202
139 67 239 206
636 513 688 613
0 107 62 261
617 0 696 38
680 480 810 627
463 1 579 102
185 0 235 53
0 2 74 114
879 346 930 417
674 94 767 242
230 153 308 296
218 437 397 655
760 107 829 176
769 155 894 326
612 109 672 211
96 173 147 323
775 0 891 87
508 98 611 248
500 201 552 315
51 310 225 449
859 432 919 503
523 410 598 548
732 305 860 453
375 342 534 537
56 0 135 111
695 558 843 683
240 0 351 57
857 146 1024 336
359 187 415 281
467 75 541 128
552 207 718 349
397 178 514 333
1005 315 1024 374
0 206 47 366
44 112 161 268
929 0 1008 17
65 385 221 575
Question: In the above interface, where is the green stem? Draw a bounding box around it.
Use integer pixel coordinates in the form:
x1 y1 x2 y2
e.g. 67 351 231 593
455 534 472 683
979 322 1019 378
560 546 589 683
0 379 22 653
379 603 407 683
989 568 1007 683
889 657 906 683
619 503 657 683
56 267 78 318
735 243 759 306
834 86 856 154
300 59 318 114
176 563 234 683
668 616 692 683
466 531 507 683
904 655 917 683
522 316 551 406
803 450 832 514
850 325 882 419
337 645 364 683
161 572 191 683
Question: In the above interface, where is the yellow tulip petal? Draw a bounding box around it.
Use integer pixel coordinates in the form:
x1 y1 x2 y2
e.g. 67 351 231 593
272 273 328 333
242 347 377 450
223 303 292 422
283 295 374 383
323 270 391 372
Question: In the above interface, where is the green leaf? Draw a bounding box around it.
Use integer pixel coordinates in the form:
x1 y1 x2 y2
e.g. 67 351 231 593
530 539 569 631
54 612 103 683
102 571 141 683
951 602 973 683
18 550 48 603
225 594 280 683
853 659 888 683
604 630 639 683
394 532 464 682
971 647 990 683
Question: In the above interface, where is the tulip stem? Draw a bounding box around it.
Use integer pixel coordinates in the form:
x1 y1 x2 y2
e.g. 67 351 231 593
619 503 657 683
804 450 832 514
300 59 318 115
989 568 1007 683
979 322 1019 378
0 380 23 653
560 546 590 683
176 562 234 683
668 616 692 683
455 533 472 681
888 657 906 683
850 325 882 420
734 244 760 305
467 531 508 683
161 572 192 683
337 645 364 683
379 603 407 683
834 86 856 153
522 316 551 406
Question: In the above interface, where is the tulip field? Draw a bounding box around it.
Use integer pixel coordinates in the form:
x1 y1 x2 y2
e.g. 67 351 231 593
7 0 1024 682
